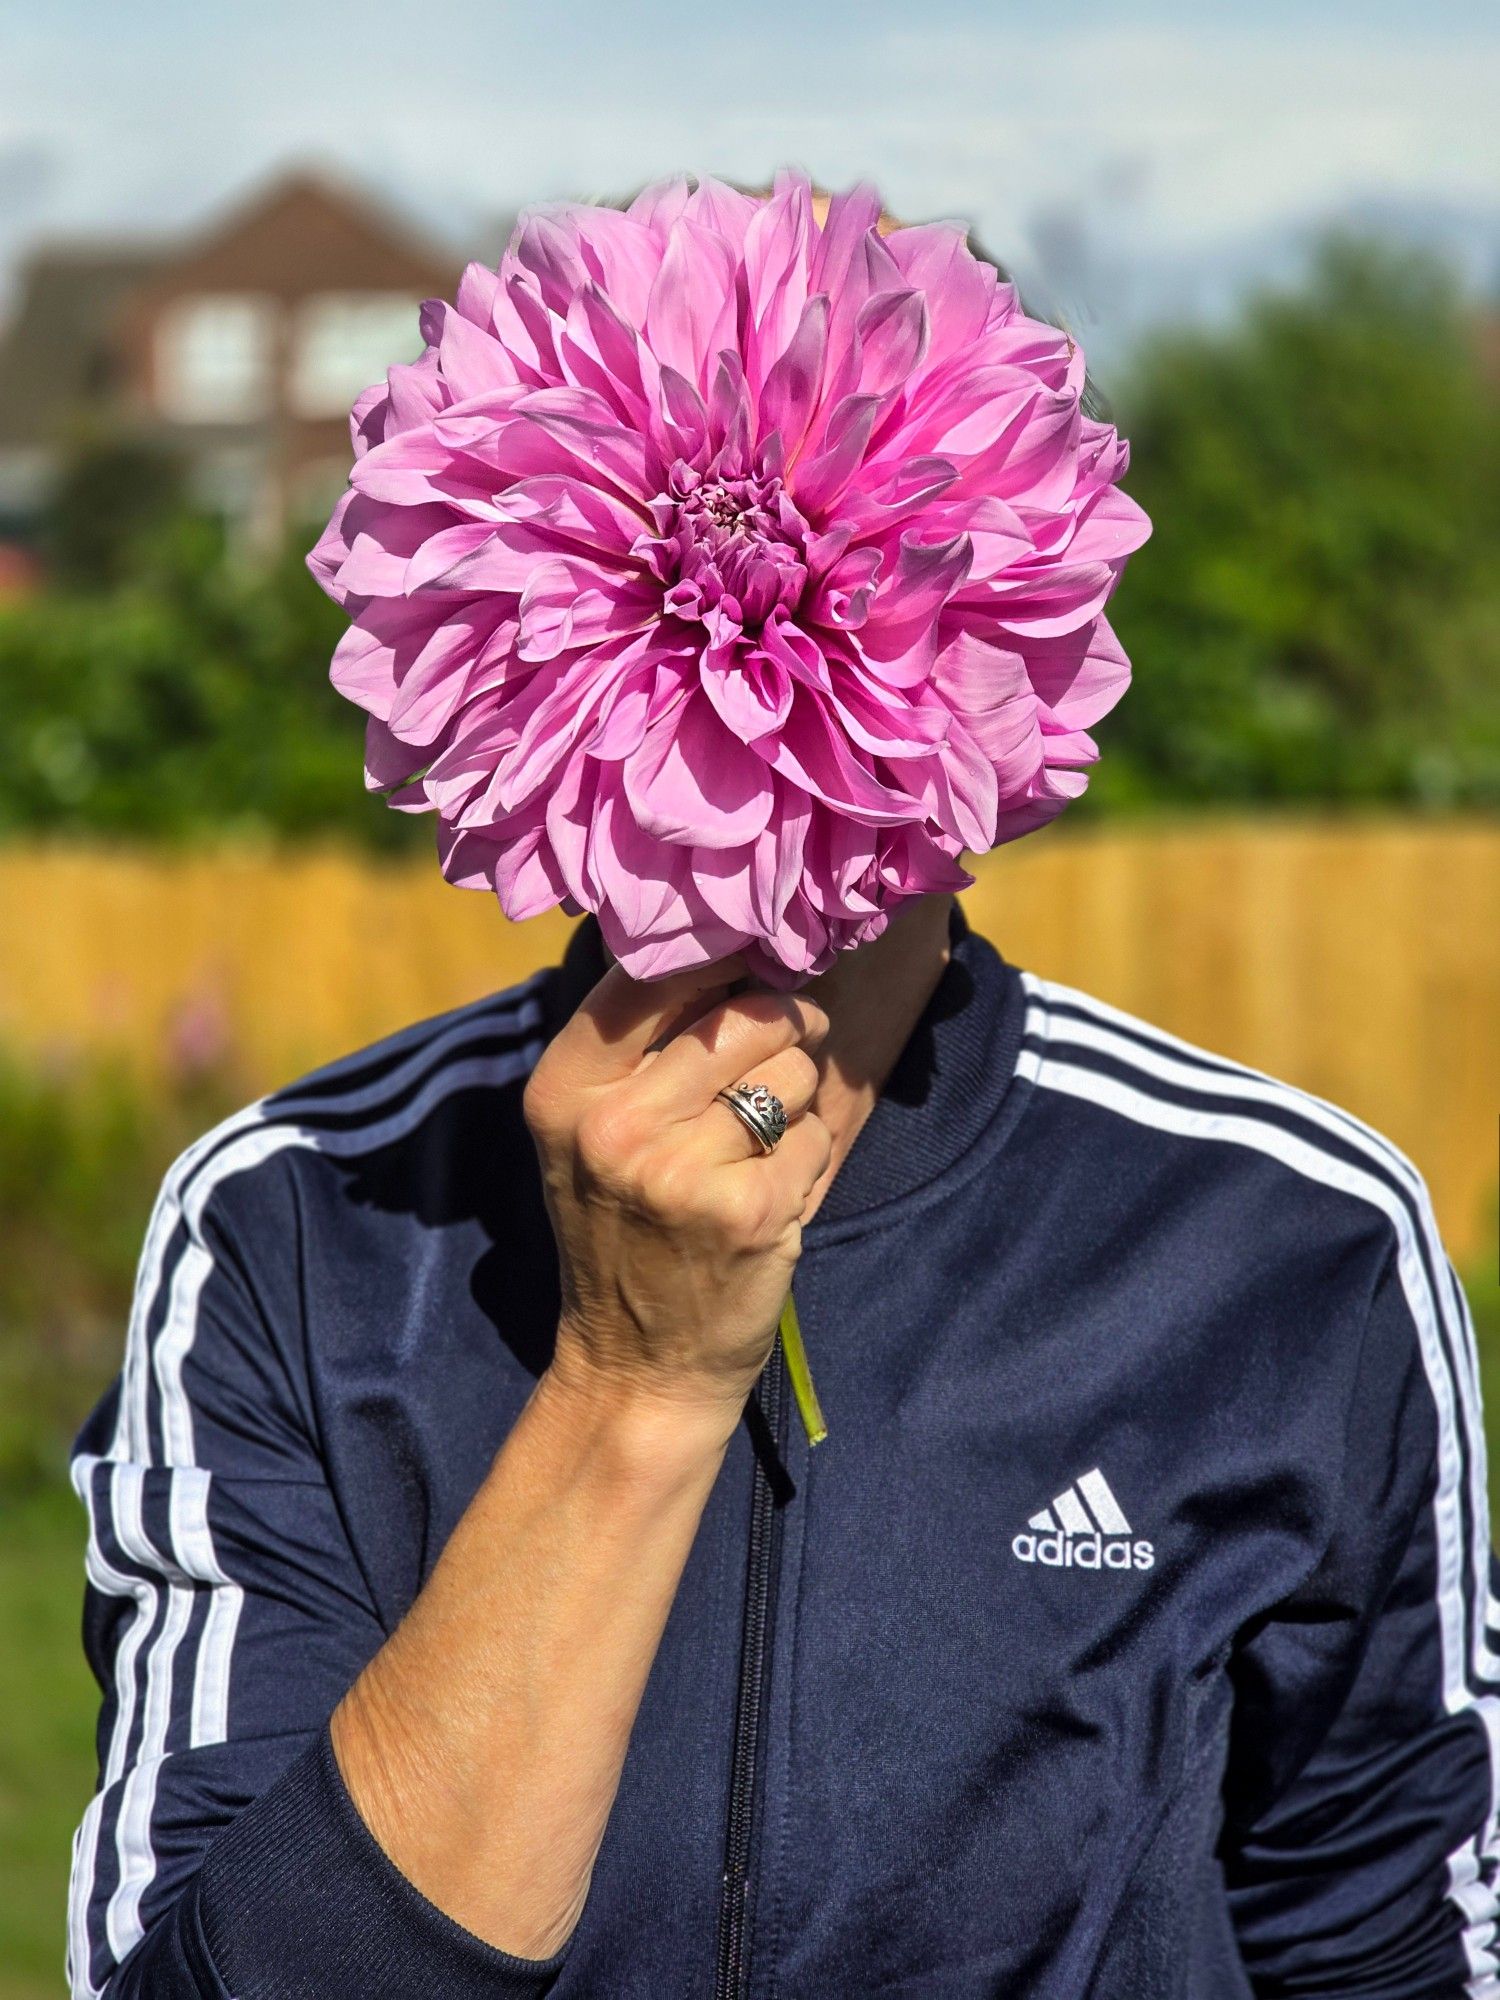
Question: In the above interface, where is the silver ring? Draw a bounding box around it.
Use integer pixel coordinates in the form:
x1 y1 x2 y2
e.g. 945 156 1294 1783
714 1082 788 1155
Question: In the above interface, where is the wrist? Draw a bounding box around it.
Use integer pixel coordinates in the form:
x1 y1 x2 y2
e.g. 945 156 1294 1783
532 1343 743 1497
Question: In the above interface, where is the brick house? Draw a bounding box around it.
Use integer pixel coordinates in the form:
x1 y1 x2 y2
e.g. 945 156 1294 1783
0 168 463 553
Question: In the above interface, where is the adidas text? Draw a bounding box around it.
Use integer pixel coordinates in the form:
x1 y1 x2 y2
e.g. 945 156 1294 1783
1013 1466 1153 1572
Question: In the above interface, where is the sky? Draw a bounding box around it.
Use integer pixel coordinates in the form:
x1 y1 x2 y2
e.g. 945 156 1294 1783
1 0 1496 369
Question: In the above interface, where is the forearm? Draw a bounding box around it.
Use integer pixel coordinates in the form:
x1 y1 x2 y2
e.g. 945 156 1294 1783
329 1354 732 1960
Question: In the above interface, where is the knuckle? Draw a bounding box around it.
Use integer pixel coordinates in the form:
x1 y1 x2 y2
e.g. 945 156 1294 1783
638 1153 696 1220
796 998 831 1048
730 990 801 1048
782 1047 820 1099
521 1065 565 1139
718 1180 775 1244
574 1100 640 1177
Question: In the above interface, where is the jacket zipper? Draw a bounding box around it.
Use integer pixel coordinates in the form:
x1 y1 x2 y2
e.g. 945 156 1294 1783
714 1330 787 2000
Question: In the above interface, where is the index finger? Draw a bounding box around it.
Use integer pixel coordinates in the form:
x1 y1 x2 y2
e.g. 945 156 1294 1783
550 951 752 1091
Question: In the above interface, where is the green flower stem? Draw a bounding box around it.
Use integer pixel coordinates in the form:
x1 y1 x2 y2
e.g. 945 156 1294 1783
779 1289 827 1447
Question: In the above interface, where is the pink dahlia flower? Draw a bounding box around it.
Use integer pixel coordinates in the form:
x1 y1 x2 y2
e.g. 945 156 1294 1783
309 170 1150 984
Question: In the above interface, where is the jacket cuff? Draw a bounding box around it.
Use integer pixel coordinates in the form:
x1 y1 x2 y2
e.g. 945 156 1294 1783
197 1724 572 1998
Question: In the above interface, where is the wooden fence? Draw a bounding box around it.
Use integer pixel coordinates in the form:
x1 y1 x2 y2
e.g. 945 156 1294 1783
1 819 1495 1262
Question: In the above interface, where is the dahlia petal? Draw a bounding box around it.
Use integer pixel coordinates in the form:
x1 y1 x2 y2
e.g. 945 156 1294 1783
984 561 1118 637
764 688 919 826
505 273 562 379
403 521 519 593
741 179 812 393
423 703 518 814
886 717 1000 852
800 534 883 633
758 293 830 461
363 717 428 796
623 691 775 850
682 176 758 247
565 283 648 410
853 288 929 396
752 779 810 933
644 218 739 391
455 260 503 332
791 394 881 519
542 744 608 911
495 819 570 922
560 208 662 329
930 629 1043 791
859 532 973 662
698 641 793 742
1024 619 1131 728
385 356 446 434
1061 485 1154 565
656 364 710 462
330 622 398 714
429 299 517 401
809 182 885 301
349 383 389 459
589 777 689 939
307 487 357 589
491 641 623 812
507 389 658 499
627 175 693 241
492 474 647 558
882 221 995 364
513 211 592 316
335 503 457 596
515 558 654 663
691 843 762 933
437 823 508 890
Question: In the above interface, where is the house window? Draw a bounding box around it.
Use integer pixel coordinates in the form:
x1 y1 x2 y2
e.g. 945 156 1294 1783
155 295 276 423
290 294 423 418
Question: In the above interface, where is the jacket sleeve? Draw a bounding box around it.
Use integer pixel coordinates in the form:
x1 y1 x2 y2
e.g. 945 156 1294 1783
1221 1207 1500 1998
67 1139 569 1999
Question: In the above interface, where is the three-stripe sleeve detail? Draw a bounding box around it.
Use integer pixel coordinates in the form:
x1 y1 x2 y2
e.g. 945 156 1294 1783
1017 971 1500 1990
67 980 549 1997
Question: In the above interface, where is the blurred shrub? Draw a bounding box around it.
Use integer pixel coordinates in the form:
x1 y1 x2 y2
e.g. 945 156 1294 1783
0 522 424 849
0 1052 236 1493
1098 233 1500 810
41 430 191 592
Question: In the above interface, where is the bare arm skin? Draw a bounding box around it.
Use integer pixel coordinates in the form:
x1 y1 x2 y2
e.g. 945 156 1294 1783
329 954 832 1960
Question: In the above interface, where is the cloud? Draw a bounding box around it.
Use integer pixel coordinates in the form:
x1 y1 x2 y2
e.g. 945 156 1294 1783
1 0 1494 349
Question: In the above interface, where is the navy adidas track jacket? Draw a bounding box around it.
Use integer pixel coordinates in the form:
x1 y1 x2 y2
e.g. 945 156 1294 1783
69 903 1500 1998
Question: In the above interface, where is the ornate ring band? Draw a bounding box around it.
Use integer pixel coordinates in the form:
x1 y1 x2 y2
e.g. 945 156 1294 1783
713 1082 788 1155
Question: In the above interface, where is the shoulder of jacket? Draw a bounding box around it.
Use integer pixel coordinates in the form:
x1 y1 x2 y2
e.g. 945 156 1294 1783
1014 968 1432 1262
154 964 556 1235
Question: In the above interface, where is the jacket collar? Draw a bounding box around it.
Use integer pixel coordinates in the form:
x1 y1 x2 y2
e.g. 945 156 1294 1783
541 899 1026 1236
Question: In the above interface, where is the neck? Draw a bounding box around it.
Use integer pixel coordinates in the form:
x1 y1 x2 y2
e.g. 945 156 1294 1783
599 894 956 1224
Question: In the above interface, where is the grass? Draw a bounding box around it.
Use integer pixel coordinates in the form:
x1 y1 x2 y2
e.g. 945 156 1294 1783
0 1266 1495 1998
0 1484 98 2000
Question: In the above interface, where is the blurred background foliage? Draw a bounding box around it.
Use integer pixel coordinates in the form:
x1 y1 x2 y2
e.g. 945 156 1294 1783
1100 236 1500 811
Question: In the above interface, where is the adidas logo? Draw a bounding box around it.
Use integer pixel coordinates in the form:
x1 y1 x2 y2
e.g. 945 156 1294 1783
1011 1467 1154 1572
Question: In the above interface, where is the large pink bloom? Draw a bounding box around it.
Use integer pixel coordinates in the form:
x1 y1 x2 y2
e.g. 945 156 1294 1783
309 170 1150 984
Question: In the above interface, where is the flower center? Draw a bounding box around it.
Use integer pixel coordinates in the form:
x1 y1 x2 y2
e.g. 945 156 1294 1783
642 460 811 633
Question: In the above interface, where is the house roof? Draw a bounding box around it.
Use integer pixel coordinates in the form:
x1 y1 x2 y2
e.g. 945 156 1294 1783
0 167 463 453
126 165 461 307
